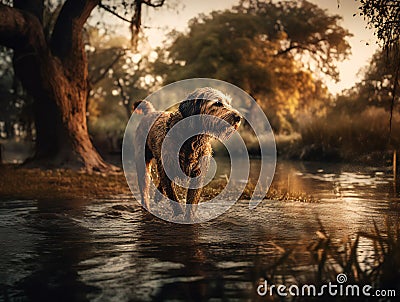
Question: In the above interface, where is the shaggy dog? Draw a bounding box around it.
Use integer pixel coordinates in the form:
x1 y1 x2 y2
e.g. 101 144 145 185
133 87 241 220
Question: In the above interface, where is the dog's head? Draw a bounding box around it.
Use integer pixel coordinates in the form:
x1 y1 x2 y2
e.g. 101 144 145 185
178 87 241 139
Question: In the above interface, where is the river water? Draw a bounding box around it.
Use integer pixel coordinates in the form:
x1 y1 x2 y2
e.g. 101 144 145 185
1 160 399 301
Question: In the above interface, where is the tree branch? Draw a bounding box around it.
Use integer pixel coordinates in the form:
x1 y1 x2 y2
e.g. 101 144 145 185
98 0 166 49
89 49 127 85
276 44 298 56
14 0 44 24
0 4 46 53
98 1 166 27
276 42 314 56
98 2 132 24
51 0 99 61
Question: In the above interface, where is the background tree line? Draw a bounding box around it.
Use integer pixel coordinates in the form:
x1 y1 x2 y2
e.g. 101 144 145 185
0 0 399 167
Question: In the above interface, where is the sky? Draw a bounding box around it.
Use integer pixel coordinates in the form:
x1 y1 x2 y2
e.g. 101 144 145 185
138 0 379 95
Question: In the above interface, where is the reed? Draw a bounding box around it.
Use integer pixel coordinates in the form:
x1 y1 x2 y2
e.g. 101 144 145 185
253 217 400 301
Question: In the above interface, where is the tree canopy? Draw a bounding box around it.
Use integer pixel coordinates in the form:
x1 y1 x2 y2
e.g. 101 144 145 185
359 0 399 50
154 0 351 132
358 0 400 136
334 46 399 114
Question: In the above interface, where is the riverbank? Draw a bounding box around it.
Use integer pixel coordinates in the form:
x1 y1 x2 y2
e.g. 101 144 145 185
0 164 315 202
0 165 130 200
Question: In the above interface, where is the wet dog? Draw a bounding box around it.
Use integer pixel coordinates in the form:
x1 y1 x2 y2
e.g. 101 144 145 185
133 87 241 220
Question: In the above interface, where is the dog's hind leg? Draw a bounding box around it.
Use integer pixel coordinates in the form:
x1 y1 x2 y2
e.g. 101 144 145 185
137 159 152 210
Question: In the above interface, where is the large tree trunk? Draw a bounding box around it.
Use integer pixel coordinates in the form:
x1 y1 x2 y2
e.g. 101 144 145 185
1 0 117 172
13 44 115 172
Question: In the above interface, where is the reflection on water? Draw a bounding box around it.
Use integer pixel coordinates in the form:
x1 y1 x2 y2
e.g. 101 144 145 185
1 161 399 301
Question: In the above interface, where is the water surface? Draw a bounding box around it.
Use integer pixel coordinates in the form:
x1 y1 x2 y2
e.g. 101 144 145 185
1 160 399 301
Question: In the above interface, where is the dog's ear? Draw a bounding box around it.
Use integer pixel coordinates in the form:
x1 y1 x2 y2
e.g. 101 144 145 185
179 98 204 117
132 100 142 113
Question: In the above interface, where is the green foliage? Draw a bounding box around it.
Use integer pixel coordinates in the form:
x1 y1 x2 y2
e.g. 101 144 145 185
153 0 351 133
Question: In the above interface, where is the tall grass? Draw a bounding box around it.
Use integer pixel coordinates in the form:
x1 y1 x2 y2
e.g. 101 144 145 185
214 106 400 162
253 218 400 301
298 107 400 162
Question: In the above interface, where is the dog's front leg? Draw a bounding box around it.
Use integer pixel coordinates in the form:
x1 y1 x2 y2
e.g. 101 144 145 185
185 187 203 221
157 160 184 216
184 164 207 221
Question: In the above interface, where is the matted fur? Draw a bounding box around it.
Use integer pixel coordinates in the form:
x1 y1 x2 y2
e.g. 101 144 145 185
134 87 241 220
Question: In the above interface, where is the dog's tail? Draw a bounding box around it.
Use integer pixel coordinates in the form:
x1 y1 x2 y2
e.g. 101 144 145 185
132 100 155 115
